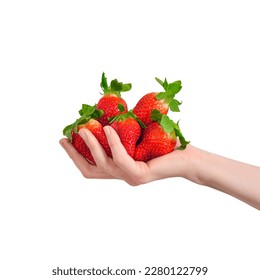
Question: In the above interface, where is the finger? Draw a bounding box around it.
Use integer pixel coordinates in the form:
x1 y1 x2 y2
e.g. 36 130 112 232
103 126 150 182
59 138 114 179
78 129 115 173
79 129 140 186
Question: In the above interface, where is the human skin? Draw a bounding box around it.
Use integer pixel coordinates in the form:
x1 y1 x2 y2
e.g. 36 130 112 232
59 126 260 210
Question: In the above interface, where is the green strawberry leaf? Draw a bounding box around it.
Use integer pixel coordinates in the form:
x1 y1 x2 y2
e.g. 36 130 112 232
155 77 169 91
109 110 146 129
79 104 96 116
163 78 168 90
63 104 103 141
91 108 103 119
174 121 190 150
121 83 132 92
160 115 175 133
101 73 132 96
151 110 175 133
167 81 182 96
108 104 126 123
155 77 183 112
155 77 164 87
110 79 123 92
151 110 189 150
156 91 168 100
108 115 118 124
177 136 190 150
100 72 108 92
169 99 182 112
136 118 146 129
63 123 75 139
110 79 132 93
63 114 90 141
151 109 163 122
118 103 126 112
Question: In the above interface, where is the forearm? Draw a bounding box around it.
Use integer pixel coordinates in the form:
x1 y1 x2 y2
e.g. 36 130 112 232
185 147 260 210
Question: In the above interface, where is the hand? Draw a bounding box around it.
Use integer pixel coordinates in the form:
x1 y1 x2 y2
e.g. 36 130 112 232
60 127 260 209
59 126 195 186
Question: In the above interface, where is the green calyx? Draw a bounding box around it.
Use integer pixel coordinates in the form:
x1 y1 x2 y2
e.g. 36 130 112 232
109 109 146 129
63 104 103 141
155 77 182 112
151 109 190 150
100 72 132 97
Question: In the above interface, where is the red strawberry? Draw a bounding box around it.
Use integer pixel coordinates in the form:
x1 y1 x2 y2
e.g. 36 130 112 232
134 110 189 162
133 77 182 126
63 104 112 164
97 72 131 126
110 111 144 158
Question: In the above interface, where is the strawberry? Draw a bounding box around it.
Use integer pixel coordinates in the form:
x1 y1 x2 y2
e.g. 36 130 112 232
63 104 112 164
110 111 144 158
97 72 131 126
133 77 182 126
134 110 189 162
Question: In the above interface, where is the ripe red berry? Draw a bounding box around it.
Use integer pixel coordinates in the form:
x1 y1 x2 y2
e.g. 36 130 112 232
97 72 131 126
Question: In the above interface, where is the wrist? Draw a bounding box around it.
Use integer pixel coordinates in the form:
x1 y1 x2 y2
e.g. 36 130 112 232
180 145 206 185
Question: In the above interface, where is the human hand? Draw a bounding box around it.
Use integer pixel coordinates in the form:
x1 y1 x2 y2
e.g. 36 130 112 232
59 126 196 186
60 126 260 209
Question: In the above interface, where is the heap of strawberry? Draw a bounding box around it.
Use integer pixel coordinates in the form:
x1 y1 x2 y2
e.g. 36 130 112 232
63 73 189 164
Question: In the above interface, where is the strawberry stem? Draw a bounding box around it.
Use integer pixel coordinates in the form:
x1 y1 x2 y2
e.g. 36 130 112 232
109 110 146 128
155 77 182 112
117 103 126 112
100 72 132 97
63 104 103 141
151 109 189 150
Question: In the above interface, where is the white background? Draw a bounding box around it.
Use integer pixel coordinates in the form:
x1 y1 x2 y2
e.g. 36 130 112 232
1 1 260 279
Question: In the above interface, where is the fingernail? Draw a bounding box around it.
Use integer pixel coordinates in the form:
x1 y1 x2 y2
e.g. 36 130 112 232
79 129 88 140
59 138 68 149
103 126 111 136
59 139 66 148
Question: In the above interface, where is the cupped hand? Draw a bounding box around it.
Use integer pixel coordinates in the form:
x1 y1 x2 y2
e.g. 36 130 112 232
59 126 195 186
